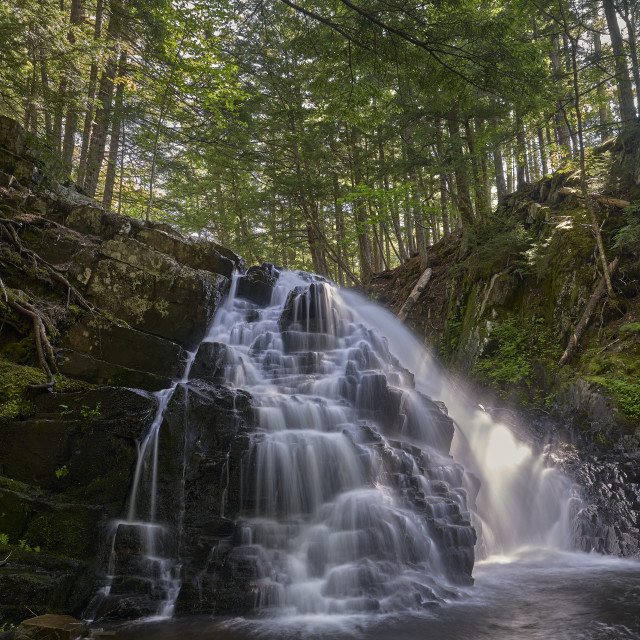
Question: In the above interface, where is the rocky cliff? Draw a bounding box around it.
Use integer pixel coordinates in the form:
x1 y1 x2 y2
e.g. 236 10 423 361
0 116 245 627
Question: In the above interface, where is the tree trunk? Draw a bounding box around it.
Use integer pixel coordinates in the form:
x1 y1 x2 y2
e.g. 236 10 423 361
465 118 489 220
102 51 127 210
61 0 87 168
350 126 373 281
537 126 549 175
558 257 619 366
77 0 105 185
434 117 452 236
411 171 428 270
515 108 527 189
332 169 345 286
593 30 610 142
550 34 573 158
602 0 637 124
397 268 432 323
447 110 475 229
619 0 640 116
378 134 408 262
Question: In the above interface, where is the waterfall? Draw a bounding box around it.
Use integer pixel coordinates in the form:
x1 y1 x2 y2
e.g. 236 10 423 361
196 268 475 615
88 266 577 622
340 289 579 557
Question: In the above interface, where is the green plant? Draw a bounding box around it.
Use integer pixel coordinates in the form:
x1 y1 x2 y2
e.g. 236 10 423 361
80 403 101 419
19 539 40 553
588 376 640 422
55 465 69 480
473 314 562 401
613 204 640 251
58 403 72 417
0 532 9 545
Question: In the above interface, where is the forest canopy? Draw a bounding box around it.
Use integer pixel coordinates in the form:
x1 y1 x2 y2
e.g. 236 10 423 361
0 0 638 281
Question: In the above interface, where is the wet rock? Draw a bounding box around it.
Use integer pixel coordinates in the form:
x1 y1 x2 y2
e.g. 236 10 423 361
279 281 337 333
0 388 155 505
99 382 255 619
236 263 279 306
189 342 228 383
14 614 86 640
58 315 187 390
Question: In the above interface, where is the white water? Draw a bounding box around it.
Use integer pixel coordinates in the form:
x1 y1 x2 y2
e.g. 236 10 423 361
89 268 584 624
191 269 578 617
340 289 579 557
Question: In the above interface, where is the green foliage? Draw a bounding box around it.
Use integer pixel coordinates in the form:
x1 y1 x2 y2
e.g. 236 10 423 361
613 204 640 251
473 315 562 401
19 538 40 553
80 403 101 419
587 376 640 423
0 532 8 546
55 465 69 480
619 323 640 333
474 316 532 387
460 212 535 280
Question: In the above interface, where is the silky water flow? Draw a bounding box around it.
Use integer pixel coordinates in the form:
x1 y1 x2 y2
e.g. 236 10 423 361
87 269 584 625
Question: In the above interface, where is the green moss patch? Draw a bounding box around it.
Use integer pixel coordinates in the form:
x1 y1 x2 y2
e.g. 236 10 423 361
0 358 46 420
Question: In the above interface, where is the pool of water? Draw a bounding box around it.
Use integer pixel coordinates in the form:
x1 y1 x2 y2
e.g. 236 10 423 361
105 550 640 640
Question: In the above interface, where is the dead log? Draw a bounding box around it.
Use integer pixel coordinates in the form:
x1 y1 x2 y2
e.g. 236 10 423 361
558 256 619 367
397 268 432 323
557 186 630 208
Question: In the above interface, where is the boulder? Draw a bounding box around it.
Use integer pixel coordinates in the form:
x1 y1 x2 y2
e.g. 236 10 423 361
14 615 86 640
73 236 230 347
59 315 187 389
236 263 279 306
0 115 26 157
189 342 228 383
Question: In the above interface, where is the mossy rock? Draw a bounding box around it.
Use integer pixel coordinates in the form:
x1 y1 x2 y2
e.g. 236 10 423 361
0 359 47 421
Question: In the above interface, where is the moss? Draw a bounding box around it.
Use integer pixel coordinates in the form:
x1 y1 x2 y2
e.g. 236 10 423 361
23 508 98 560
0 358 46 420
472 314 562 403
52 375 96 393
0 335 36 364
619 322 640 334
586 376 640 423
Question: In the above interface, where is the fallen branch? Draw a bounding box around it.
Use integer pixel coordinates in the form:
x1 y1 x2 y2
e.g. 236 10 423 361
397 268 432 323
558 256 619 367
0 550 13 567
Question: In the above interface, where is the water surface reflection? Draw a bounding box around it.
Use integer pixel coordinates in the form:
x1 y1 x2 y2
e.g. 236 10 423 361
108 551 640 640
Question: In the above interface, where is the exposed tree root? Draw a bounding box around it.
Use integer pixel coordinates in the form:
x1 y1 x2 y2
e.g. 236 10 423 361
6 293 59 389
0 215 90 390
0 217 94 312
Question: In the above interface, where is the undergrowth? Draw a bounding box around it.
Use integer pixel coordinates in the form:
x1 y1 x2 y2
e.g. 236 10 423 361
473 315 562 404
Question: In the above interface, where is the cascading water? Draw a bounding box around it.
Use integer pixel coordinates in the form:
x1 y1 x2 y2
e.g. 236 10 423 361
85 279 243 621
89 265 581 625
203 269 477 615
339 290 580 557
